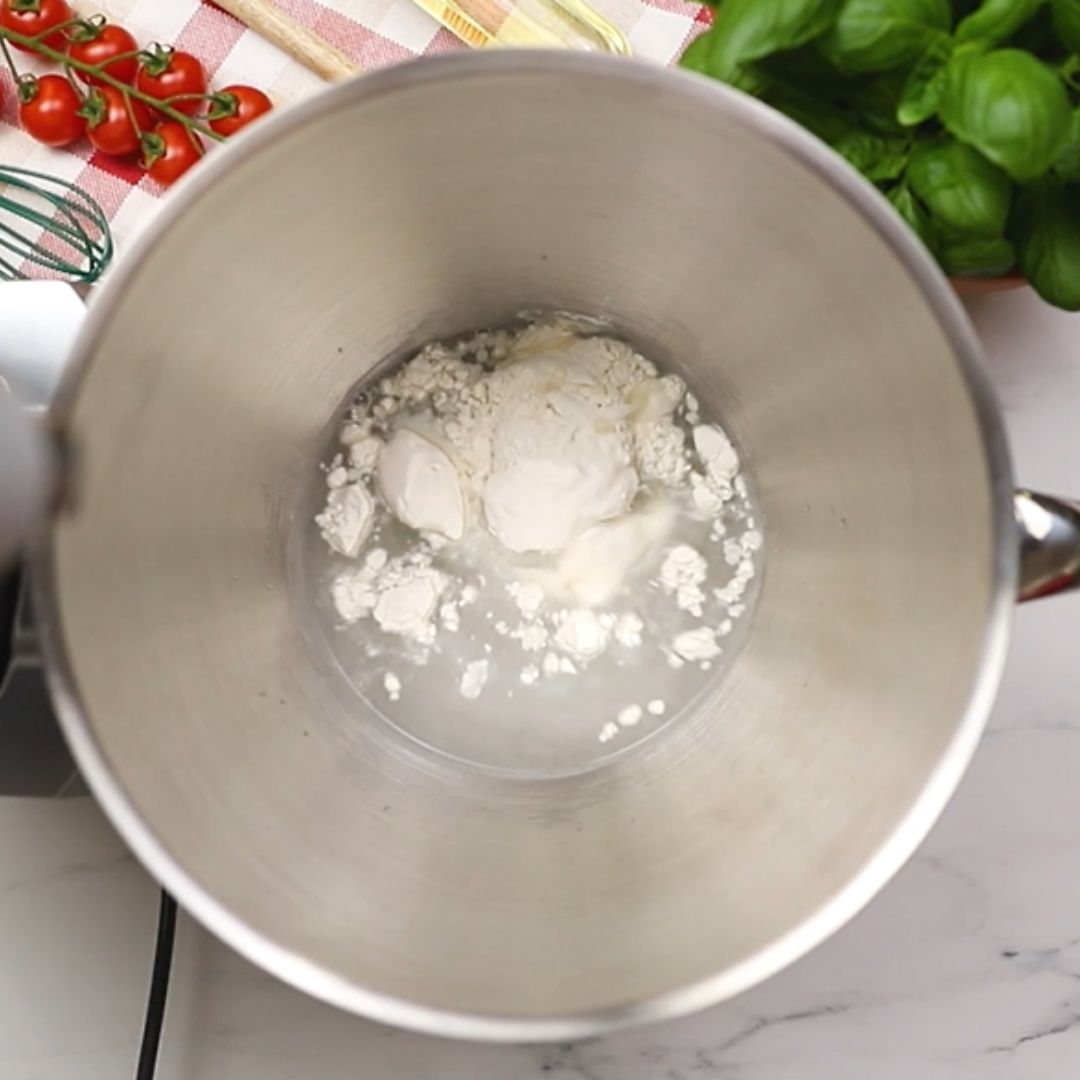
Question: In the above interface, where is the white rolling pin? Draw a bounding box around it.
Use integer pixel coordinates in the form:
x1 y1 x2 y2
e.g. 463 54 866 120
213 0 361 81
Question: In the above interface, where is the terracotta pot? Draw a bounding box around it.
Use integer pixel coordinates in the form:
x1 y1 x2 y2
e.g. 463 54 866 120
951 273 1027 296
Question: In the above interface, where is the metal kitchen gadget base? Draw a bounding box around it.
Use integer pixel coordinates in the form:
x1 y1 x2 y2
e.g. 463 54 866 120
0 569 82 797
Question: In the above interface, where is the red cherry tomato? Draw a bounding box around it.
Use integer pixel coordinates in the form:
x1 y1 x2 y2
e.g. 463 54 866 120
0 0 72 53
208 84 272 137
84 85 151 156
18 73 85 147
68 23 139 86
135 48 207 116
142 121 202 188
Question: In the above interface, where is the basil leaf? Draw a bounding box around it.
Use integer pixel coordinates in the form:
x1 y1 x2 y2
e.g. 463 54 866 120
940 50 1070 182
766 88 855 142
887 185 938 252
833 132 911 178
938 234 1016 276
852 73 908 133
897 37 954 125
729 66 772 94
680 29 716 73
679 31 772 95
706 0 843 77
956 0 1043 44
758 42 852 95
868 142 912 180
1054 108 1080 180
820 0 952 73
907 138 1011 234
1051 0 1080 51
1016 184 1080 309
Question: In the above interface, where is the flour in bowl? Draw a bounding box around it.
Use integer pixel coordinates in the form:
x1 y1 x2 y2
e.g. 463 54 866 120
314 316 761 746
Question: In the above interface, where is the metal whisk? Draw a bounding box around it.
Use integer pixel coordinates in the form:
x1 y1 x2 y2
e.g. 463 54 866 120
0 165 113 285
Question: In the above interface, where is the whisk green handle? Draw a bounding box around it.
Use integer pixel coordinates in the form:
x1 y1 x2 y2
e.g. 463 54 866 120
0 166 113 285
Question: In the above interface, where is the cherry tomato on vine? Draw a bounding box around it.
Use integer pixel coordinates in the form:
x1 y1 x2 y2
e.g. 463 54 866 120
68 23 139 86
208 84 272 137
142 121 202 187
135 47 207 116
82 85 151 156
0 0 72 53
18 73 84 147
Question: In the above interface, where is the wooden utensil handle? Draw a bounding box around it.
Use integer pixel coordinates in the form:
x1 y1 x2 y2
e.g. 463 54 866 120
214 0 361 81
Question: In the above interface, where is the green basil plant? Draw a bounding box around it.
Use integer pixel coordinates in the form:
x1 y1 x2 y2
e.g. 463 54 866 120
682 0 1080 309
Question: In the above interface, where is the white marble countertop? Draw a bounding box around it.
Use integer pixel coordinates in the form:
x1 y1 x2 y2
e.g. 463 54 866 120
4 288 1080 1080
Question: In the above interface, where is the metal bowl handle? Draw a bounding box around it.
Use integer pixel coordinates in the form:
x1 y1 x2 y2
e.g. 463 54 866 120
1016 490 1080 602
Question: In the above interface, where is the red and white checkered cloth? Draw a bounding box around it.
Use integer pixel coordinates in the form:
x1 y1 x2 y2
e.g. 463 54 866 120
0 0 710 269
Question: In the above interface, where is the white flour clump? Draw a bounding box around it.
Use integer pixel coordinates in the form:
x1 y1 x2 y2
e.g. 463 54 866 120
672 627 722 662
694 424 739 491
481 349 639 553
316 482 374 557
378 428 466 540
508 581 545 618
553 609 611 661
659 544 709 616
331 548 448 645
614 612 644 648
460 659 490 700
314 316 762 731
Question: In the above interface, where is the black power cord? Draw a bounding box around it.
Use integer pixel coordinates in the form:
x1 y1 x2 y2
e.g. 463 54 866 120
136 890 178 1080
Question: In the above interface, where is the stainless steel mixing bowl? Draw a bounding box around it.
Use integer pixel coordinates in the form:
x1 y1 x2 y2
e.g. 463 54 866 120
15 52 1079 1040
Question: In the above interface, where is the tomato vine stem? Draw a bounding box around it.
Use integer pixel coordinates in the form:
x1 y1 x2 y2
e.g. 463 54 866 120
0 33 19 80
0 24 225 142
